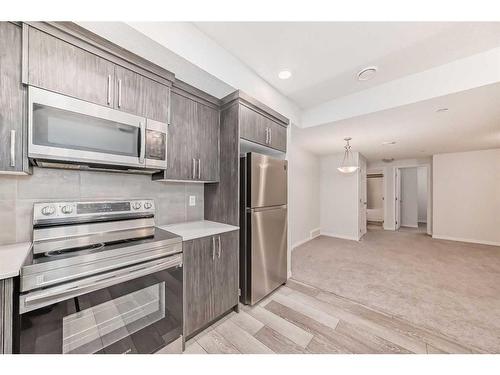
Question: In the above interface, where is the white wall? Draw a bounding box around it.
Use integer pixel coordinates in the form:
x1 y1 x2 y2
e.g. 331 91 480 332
320 152 360 241
400 168 418 228
367 158 432 232
417 166 428 223
289 128 320 249
433 149 500 246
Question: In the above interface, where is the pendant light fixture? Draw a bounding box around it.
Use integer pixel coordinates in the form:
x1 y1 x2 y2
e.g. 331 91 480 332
337 137 359 174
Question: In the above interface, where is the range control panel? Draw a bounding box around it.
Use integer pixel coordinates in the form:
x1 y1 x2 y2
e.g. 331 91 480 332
33 199 155 224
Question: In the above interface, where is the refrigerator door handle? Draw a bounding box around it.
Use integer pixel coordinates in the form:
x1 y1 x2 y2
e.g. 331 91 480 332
249 205 287 213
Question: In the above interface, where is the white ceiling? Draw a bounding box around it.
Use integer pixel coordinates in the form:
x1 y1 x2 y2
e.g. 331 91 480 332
194 22 500 109
293 82 500 161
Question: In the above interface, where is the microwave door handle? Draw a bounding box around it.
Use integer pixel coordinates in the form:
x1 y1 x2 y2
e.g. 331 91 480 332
22 255 182 312
139 121 146 164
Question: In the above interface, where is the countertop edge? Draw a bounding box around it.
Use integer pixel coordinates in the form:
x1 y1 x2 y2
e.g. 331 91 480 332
159 220 239 242
0 242 32 280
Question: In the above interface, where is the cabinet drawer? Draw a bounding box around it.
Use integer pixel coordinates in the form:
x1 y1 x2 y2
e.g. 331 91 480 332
28 27 115 107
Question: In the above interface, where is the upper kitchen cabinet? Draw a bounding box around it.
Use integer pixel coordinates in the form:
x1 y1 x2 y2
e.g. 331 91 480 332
25 23 174 121
222 91 289 153
28 27 115 107
114 65 170 123
154 80 220 183
0 22 29 174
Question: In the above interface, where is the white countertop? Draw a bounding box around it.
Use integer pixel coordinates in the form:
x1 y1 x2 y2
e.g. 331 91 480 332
0 242 32 280
159 220 239 241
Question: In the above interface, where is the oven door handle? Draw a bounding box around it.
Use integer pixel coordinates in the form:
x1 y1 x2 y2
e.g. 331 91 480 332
20 254 182 314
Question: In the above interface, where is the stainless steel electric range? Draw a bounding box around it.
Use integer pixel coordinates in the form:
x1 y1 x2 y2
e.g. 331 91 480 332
15 199 183 354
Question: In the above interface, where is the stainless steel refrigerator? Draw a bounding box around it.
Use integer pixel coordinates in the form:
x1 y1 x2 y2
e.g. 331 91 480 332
240 152 287 305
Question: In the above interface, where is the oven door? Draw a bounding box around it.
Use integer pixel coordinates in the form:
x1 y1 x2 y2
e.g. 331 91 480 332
145 119 167 170
17 254 183 354
28 86 147 169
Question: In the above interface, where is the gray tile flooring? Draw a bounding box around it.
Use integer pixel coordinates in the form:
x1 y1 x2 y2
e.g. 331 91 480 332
182 279 481 354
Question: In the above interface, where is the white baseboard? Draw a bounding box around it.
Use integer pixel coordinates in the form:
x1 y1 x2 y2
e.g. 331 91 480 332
432 234 500 247
291 228 322 250
383 224 395 231
321 231 359 242
401 224 419 228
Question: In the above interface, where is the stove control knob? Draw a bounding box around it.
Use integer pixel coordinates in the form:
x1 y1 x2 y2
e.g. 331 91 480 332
132 202 142 210
61 205 73 214
144 202 152 210
41 205 56 216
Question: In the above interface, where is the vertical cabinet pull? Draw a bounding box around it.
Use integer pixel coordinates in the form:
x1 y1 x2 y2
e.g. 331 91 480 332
107 75 112 105
192 158 197 179
212 236 216 260
139 122 145 164
118 79 122 108
198 159 201 180
217 235 221 258
265 128 269 144
269 128 272 144
10 130 16 167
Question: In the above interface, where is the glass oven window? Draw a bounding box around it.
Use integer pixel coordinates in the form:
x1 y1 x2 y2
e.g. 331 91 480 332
62 283 165 354
33 104 140 157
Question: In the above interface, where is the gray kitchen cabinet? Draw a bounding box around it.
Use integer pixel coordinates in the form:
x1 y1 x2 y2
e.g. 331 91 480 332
0 278 14 354
159 91 197 181
183 231 239 338
0 22 28 174
195 101 219 182
239 103 287 152
154 88 219 182
268 120 287 152
213 231 239 318
28 27 115 107
114 65 170 123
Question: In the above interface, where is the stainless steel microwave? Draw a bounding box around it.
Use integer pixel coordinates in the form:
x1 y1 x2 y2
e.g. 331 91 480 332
28 86 167 173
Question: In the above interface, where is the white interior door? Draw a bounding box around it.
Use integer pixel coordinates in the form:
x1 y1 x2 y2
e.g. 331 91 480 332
395 168 401 230
358 157 367 238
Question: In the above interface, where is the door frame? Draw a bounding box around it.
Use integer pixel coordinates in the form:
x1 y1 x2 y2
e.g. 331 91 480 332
394 164 432 235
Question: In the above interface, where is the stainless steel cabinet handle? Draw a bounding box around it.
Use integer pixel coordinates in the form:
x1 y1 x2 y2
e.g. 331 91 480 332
10 130 15 167
217 235 221 258
198 159 201 179
265 128 269 144
212 236 216 260
107 75 112 105
269 128 272 144
118 79 122 108
192 158 197 179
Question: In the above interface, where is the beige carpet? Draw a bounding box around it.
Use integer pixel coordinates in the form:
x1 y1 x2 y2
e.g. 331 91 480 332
291 228 500 352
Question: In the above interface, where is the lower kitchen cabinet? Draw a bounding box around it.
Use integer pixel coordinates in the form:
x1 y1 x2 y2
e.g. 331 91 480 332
0 278 14 354
183 231 238 338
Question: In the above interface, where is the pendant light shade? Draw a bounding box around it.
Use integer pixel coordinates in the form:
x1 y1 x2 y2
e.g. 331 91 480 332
337 137 359 174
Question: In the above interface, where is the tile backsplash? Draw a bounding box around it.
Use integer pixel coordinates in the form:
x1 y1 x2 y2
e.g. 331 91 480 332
0 168 204 245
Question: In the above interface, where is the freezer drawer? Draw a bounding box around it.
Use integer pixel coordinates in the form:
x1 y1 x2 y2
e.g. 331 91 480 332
250 205 287 304
249 153 287 208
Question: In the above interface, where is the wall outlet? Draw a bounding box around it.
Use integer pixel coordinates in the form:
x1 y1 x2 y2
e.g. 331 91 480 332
189 195 196 207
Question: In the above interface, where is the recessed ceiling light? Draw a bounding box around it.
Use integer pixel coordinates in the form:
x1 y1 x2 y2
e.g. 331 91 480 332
436 108 449 113
382 141 396 145
278 70 292 80
357 66 378 81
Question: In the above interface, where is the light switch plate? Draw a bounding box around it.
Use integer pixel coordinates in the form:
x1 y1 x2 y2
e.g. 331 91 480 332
189 195 196 206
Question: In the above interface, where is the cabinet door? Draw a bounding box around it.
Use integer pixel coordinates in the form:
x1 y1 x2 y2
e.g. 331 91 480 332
268 121 287 152
0 22 25 173
114 65 169 123
165 92 196 180
183 237 217 337
28 27 115 107
239 104 268 146
196 102 219 182
214 231 239 318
